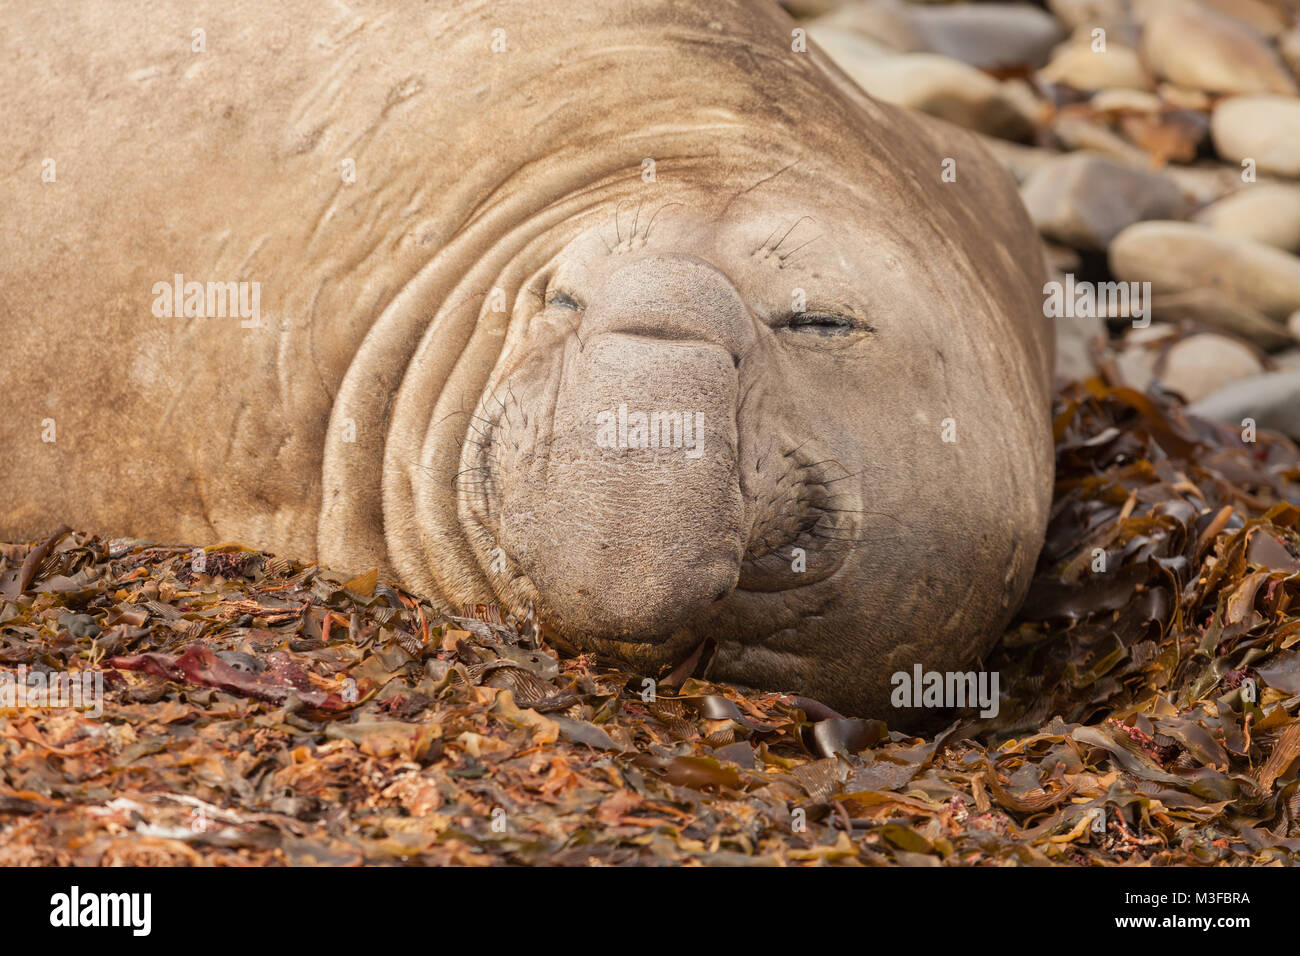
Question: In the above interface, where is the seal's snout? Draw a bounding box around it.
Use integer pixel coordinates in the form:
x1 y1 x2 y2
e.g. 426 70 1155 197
580 253 757 363
496 254 753 644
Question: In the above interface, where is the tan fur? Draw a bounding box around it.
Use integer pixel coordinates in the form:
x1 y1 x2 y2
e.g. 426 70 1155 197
0 0 1053 717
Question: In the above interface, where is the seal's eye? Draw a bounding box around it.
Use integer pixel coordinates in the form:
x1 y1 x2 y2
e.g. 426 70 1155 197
782 312 866 335
547 290 583 312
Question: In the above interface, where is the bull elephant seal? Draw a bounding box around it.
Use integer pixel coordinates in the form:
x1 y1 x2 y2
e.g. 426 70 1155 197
0 0 1053 718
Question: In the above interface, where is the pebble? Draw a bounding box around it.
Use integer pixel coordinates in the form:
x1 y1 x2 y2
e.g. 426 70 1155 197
1189 369 1300 439
811 40 1035 138
1115 330 1263 402
812 0 919 51
1159 334 1264 403
57 613 101 640
1048 0 1140 46
1038 42 1152 90
905 2 1065 70
1021 152 1184 251
1197 0 1288 39
1109 221 1300 321
1140 6 1297 96
1193 184 1300 252
1210 95 1300 179
1150 288 1297 351
1045 245 1104 382
1281 27 1300 79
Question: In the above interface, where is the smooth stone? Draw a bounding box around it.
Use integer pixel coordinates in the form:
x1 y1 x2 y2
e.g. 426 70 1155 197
1109 221 1300 321
1156 83 1212 111
904 3 1066 70
1211 95 1300 178
1282 27 1300 79
976 134 1054 184
1044 248 1102 382
1114 324 1177 392
1089 88 1163 112
808 23 894 68
1193 184 1300 252
1159 334 1263 403
1116 329 1263 401
1055 308 1106 382
1197 0 1288 39
1021 152 1184 250
1150 288 1295 350
1005 133 1272 207
1189 369 1300 438
811 0 919 51
1125 322 1176 347
1140 6 1298 95
1050 0 1142 46
1000 77 1044 126
1049 0 1129 30
815 45 1035 139
1276 345 1300 371
1038 42 1152 90
57 612 101 640
1162 162 1261 207
1049 115 1152 165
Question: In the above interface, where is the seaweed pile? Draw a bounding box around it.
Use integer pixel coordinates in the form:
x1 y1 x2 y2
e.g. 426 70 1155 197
2 380 1299 865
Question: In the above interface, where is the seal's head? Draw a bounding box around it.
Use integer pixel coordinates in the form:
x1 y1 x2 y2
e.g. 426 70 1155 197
445 139 1052 718
324 1 1055 719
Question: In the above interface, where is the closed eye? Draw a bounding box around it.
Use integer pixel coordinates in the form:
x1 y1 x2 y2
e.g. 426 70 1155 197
547 290 583 311
782 312 873 335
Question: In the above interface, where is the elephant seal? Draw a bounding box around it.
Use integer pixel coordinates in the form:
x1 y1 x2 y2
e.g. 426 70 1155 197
0 0 1053 718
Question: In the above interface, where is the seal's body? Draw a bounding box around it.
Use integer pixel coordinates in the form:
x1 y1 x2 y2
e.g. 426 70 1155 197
1 0 1053 716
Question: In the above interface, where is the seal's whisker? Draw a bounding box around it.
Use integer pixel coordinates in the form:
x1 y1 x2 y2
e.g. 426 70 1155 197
485 384 512 426
782 438 815 459
808 470 861 485
433 408 475 428
759 221 784 252
643 201 684 241
452 466 490 479
614 197 637 246
630 199 643 243
771 215 815 254
800 457 852 474
778 235 821 263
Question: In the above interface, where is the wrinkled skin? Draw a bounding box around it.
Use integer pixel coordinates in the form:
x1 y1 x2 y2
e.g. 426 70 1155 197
0 0 1052 718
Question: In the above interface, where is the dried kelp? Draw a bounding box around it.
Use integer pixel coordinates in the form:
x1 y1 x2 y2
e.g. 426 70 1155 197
2 381 1300 865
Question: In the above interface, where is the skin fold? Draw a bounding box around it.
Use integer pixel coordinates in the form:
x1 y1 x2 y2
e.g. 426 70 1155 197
0 0 1053 718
